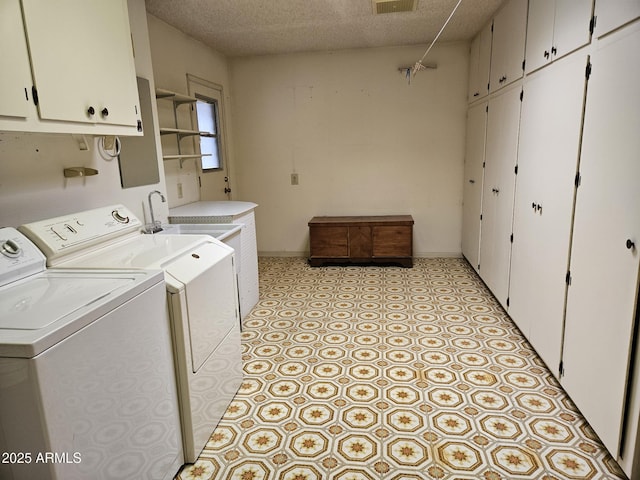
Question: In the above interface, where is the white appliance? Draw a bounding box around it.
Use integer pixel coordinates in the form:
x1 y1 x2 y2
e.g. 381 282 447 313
0 227 182 480
168 201 259 321
19 205 243 464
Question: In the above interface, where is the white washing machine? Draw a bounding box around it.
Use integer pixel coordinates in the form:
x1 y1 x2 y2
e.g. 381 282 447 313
0 228 183 480
19 205 243 463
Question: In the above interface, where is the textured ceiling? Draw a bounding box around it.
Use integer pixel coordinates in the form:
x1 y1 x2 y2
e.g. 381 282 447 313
144 0 505 57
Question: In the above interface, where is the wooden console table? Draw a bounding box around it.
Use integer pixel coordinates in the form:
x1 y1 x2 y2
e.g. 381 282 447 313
308 215 414 267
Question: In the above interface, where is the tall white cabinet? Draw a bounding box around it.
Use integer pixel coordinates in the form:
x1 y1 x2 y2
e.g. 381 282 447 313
478 85 521 308
508 53 588 376
461 101 487 272
561 24 640 460
463 3 640 476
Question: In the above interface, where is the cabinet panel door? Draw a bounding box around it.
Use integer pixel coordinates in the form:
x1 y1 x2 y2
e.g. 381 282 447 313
490 0 528 92
0 0 32 118
593 0 640 38
462 102 487 271
561 26 640 457
21 0 139 127
525 0 555 74
479 85 521 307
372 226 411 257
350 226 372 258
310 226 349 257
468 23 492 101
509 54 588 375
552 0 594 60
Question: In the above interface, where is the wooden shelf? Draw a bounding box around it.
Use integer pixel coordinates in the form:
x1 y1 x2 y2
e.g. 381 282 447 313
155 88 197 105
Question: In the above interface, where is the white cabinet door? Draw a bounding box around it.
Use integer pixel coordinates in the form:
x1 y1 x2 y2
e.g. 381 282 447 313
0 0 33 118
20 0 140 128
490 0 528 93
525 0 556 73
526 0 593 74
509 54 588 376
593 0 640 38
552 0 594 59
462 101 487 271
561 25 640 458
479 85 521 307
467 23 492 102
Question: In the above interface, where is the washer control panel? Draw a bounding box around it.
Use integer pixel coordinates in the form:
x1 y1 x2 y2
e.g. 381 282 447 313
0 227 46 288
18 205 142 265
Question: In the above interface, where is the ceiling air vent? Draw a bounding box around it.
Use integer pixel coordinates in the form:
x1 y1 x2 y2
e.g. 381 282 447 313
373 0 417 14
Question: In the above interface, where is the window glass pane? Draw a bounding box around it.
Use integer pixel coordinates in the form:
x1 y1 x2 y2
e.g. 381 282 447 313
200 136 220 170
196 101 216 134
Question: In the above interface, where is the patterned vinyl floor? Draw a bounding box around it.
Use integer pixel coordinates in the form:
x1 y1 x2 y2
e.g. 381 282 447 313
175 257 627 480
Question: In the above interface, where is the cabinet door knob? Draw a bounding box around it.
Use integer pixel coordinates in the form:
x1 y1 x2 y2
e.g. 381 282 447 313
87 106 95 116
101 107 109 117
627 239 636 250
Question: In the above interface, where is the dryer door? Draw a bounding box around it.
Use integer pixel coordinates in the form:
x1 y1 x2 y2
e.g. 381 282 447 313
165 243 238 372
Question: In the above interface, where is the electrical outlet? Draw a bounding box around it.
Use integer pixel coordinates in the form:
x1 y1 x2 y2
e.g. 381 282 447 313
177 182 183 198
291 173 299 185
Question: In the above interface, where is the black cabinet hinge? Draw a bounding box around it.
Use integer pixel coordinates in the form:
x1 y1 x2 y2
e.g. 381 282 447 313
565 271 572 285
520 89 524 101
510 233 514 243
506 297 510 307
198 176 202 188
574 172 581 188
586 62 592 80
137 120 143 132
514 165 518 175
589 16 597 35
31 86 39 106
480 214 483 221
483 162 486 168
559 360 564 377
522 59 525 71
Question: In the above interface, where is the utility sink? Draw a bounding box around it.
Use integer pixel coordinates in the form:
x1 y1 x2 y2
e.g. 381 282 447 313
157 223 242 242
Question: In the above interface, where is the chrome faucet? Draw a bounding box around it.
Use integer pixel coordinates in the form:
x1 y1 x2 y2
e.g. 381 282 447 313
147 190 166 233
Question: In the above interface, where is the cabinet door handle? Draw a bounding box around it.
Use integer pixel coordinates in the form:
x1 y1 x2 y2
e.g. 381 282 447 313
469 179 475 184
627 239 636 250
551 46 557 56
544 50 550 59
492 188 500 194
474 92 479 97
87 106 95 116
101 107 109 117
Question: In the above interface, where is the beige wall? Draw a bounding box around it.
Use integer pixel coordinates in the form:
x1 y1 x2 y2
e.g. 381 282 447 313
0 0 167 228
230 44 469 256
146 15 236 207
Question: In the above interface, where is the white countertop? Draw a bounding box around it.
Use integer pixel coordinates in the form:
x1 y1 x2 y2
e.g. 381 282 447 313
169 201 257 217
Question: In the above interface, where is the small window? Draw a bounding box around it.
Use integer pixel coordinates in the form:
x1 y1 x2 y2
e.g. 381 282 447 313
195 97 222 171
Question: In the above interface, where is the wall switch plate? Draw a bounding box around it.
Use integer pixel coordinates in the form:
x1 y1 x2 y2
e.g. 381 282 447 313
177 182 183 198
291 173 299 185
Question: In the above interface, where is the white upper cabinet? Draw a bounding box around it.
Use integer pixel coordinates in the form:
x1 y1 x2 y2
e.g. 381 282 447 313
1 0 141 135
467 23 492 102
0 0 32 119
489 0 528 93
593 0 640 38
525 0 594 74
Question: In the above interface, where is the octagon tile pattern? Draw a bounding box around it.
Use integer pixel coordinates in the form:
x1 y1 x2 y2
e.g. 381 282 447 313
175 257 627 479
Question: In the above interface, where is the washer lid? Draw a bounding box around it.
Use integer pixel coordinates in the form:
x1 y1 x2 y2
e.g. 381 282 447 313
0 269 163 358
0 276 131 329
